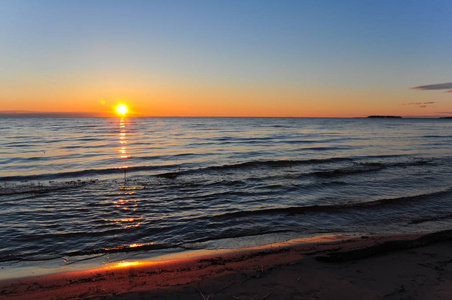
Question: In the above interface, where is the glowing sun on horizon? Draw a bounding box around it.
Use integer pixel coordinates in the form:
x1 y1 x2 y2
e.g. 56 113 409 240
115 104 128 116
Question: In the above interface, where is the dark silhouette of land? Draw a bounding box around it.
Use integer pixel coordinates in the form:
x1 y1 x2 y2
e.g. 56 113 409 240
0 111 105 118
367 115 402 119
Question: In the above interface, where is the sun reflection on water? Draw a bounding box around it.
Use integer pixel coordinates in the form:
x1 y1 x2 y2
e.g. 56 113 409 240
119 118 129 160
114 261 142 268
107 118 144 232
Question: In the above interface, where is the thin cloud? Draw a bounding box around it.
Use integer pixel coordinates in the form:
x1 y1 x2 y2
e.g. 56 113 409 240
402 102 435 108
411 82 452 91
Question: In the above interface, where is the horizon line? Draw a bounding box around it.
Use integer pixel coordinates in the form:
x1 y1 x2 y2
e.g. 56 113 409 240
0 111 450 119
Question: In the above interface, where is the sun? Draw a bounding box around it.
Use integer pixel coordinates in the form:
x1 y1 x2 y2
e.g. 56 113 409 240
115 104 128 116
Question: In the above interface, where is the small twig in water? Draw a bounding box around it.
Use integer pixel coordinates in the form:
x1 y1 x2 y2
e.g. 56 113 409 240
196 288 211 300
261 292 272 300
214 280 235 294
240 276 251 286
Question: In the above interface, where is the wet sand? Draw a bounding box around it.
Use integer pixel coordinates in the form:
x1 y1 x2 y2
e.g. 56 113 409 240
1 231 452 299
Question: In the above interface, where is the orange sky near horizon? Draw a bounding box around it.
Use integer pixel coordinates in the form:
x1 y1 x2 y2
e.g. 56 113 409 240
2 81 448 118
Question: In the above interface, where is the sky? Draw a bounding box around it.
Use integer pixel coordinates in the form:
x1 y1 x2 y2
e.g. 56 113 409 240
1 0 451 117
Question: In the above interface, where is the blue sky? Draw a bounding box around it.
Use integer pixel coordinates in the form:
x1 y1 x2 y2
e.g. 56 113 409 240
1 0 451 116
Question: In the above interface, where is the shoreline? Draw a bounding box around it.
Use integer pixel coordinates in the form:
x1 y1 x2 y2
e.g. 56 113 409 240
2 230 452 299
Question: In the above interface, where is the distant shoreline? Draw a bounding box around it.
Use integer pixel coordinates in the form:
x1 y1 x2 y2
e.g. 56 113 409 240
367 115 402 119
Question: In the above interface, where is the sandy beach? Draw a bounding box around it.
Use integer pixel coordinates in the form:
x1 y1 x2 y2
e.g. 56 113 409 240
1 230 452 299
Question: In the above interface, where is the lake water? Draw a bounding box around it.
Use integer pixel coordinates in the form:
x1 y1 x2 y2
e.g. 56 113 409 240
1 117 451 275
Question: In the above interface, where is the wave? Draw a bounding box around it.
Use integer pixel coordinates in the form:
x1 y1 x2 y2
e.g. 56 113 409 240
0 242 186 263
210 188 452 220
0 167 123 182
183 229 292 245
1 229 293 261
0 155 433 184
422 135 452 138
0 165 164 182
0 179 99 196
204 157 431 180
207 157 353 171
313 160 431 178
410 213 452 224
65 242 185 257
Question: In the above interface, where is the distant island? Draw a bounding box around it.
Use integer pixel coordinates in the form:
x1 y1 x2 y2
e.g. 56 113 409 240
367 115 402 119
0 111 106 118
439 116 452 119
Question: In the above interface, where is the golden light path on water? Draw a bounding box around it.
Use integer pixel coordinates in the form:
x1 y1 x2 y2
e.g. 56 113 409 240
119 118 128 160
104 116 142 242
114 261 142 268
